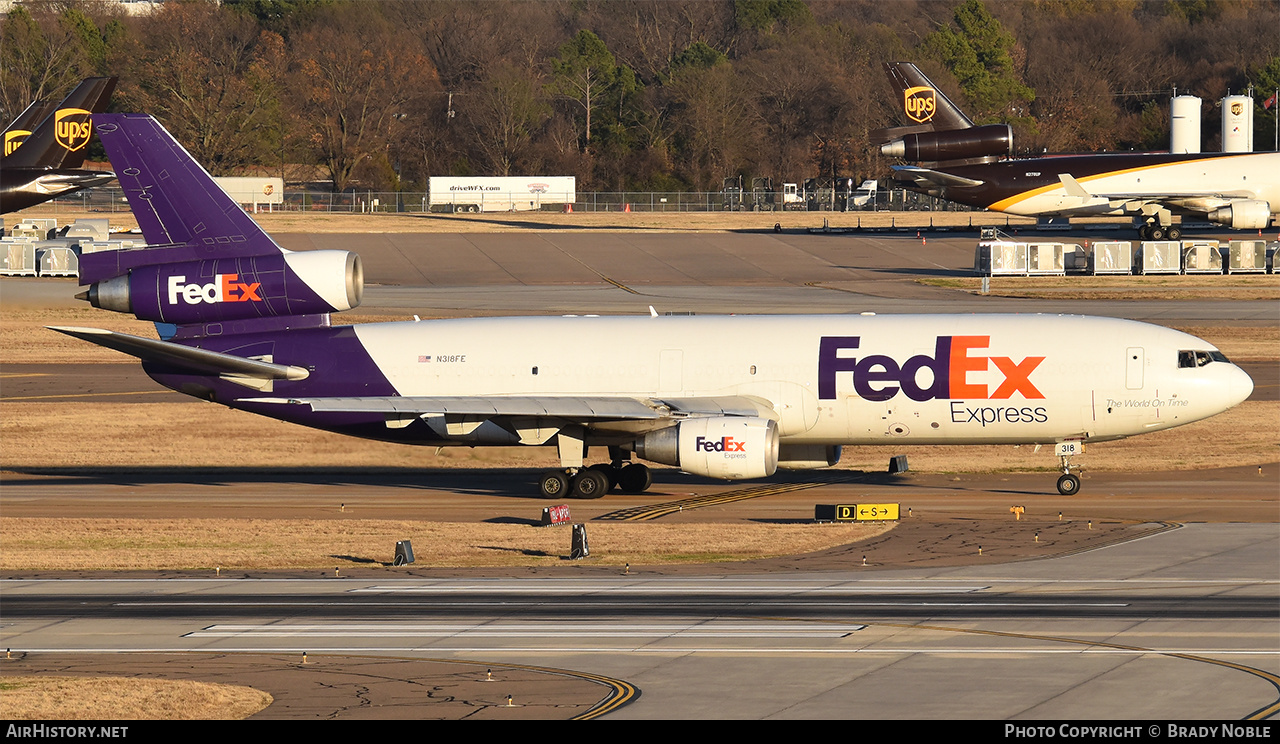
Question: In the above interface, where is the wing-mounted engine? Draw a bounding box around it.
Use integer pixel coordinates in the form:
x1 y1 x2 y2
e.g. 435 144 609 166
1208 200 1271 230
632 417 779 480
880 124 1013 165
79 249 363 325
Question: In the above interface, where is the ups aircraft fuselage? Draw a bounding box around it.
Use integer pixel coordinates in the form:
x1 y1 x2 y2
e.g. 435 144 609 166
903 150 1280 220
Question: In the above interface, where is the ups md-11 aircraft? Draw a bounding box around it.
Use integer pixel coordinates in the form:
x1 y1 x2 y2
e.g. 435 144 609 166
56 114 1253 497
0 77 117 213
877 63 1279 241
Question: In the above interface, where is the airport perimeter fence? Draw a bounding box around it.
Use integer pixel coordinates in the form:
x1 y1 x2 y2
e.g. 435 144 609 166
33 187 971 216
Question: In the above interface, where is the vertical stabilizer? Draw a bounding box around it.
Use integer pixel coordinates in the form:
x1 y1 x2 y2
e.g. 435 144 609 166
93 113 282 254
4 99 56 157
2 77 116 169
884 62 973 131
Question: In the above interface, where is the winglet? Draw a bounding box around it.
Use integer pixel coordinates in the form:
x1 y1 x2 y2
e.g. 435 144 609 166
1058 173 1091 199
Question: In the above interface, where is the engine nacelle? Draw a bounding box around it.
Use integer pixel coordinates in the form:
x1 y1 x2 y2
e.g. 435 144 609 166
1208 200 1271 230
633 417 779 480
777 444 841 470
881 124 1013 163
81 250 363 325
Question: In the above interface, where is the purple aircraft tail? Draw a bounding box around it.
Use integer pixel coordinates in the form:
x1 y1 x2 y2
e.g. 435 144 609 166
92 113 281 253
80 114 362 337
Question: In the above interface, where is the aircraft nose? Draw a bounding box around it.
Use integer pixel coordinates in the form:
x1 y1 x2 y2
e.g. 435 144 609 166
1226 364 1254 408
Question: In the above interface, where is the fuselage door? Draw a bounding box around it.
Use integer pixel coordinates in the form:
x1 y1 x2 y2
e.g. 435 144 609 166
1126 347 1144 390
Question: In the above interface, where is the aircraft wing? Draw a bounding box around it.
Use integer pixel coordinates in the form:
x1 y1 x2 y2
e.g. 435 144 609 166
246 394 773 420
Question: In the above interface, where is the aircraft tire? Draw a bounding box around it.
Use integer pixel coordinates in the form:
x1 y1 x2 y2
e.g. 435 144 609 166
1056 473 1081 496
587 463 618 491
1148 225 1166 241
1167 225 1182 241
617 463 652 494
539 471 570 499
571 469 610 499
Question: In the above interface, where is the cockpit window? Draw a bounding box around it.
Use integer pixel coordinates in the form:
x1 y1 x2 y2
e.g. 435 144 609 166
1178 350 1230 368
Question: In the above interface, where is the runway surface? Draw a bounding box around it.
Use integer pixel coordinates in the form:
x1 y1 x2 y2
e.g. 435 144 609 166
4 523 1277 719
2 228 1277 720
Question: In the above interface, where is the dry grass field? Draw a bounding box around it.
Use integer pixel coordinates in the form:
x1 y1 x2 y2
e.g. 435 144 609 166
0 676 272 720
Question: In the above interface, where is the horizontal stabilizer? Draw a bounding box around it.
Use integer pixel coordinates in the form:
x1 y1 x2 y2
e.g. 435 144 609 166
891 165 984 189
47 326 309 381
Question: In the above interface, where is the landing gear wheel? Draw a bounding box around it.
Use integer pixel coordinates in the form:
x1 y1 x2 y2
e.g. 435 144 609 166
1148 225 1166 241
1138 224 1151 240
1056 473 1081 496
539 471 570 499
571 469 610 499
617 463 652 494
1167 225 1182 241
587 463 618 492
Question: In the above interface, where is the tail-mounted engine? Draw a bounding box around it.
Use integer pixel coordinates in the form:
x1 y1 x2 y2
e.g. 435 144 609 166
79 249 363 325
633 417 780 480
881 124 1013 164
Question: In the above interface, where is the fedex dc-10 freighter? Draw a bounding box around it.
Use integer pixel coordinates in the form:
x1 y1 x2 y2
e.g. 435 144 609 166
57 114 1253 498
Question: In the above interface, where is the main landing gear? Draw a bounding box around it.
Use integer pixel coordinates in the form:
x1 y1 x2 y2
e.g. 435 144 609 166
1137 219 1181 242
538 462 653 499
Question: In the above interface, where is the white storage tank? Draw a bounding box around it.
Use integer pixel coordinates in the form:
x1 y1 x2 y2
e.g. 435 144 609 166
1089 241 1133 274
1 241 38 276
974 240 1028 276
1136 241 1182 274
1181 240 1223 273
1227 240 1268 273
1026 242 1068 275
1221 95 1253 152
1170 95 1202 154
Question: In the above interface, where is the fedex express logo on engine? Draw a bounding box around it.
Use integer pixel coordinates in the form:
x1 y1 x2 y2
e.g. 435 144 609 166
167 274 262 305
818 336 1045 401
696 436 746 453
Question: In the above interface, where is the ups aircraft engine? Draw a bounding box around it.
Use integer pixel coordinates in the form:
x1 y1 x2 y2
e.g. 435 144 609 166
880 123 1013 164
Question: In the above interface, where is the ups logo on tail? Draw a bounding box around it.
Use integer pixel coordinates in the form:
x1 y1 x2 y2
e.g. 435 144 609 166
54 108 93 151
903 86 937 124
4 129 31 156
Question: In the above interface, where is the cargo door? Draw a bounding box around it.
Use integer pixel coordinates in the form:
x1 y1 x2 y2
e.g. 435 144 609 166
1126 347 1144 390
658 349 683 393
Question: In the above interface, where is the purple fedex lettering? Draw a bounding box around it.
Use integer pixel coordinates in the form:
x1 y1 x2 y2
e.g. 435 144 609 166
820 337 952 401
818 336 1042 401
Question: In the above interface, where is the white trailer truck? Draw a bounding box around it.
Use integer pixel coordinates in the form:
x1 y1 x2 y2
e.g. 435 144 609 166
428 176 576 213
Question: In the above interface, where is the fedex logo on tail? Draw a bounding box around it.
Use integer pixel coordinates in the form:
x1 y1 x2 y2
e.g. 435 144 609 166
167 274 262 305
818 336 1045 402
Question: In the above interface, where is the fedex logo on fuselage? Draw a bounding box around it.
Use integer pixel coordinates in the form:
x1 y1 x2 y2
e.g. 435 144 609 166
167 274 263 305
818 335 1045 402
695 436 746 453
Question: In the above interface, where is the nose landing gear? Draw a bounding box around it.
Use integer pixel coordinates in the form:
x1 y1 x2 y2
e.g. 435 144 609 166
1054 441 1084 495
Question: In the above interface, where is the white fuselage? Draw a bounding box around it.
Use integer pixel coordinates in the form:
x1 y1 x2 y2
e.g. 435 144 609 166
991 152 1280 219
351 314 1252 447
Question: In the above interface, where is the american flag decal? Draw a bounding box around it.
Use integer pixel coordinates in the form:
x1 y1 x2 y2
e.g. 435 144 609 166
418 355 431 363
